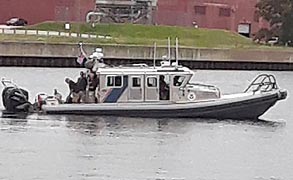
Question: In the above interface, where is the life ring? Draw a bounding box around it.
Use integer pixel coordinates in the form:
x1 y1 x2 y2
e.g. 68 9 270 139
187 92 196 101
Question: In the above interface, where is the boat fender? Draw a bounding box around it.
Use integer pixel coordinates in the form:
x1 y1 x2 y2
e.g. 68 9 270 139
187 92 196 101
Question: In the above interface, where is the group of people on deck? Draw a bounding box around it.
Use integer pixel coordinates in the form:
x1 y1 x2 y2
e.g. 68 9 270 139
64 45 105 104
65 70 99 104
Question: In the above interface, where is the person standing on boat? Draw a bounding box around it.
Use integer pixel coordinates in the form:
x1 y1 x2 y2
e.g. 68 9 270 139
88 72 99 103
91 48 105 72
159 75 169 100
75 71 88 103
54 89 63 104
65 78 78 103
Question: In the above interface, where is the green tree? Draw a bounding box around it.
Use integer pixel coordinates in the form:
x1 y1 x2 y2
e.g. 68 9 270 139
256 0 293 44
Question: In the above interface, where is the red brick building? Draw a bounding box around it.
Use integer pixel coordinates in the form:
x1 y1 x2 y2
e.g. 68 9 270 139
156 0 267 36
0 0 94 25
0 0 266 36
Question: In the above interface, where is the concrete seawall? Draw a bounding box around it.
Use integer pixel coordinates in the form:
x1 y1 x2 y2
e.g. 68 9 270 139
0 42 293 70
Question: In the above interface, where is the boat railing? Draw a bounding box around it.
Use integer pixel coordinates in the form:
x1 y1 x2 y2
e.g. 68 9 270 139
186 83 221 97
1 78 18 88
244 74 278 93
187 83 218 89
132 63 149 67
187 83 221 93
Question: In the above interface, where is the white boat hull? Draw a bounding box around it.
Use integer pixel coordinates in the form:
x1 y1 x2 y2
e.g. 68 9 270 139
41 89 287 120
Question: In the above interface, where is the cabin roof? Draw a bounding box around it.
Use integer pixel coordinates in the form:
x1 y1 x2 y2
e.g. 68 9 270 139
97 65 194 75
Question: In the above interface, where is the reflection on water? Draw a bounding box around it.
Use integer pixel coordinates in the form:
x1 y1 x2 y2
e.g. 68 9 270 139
0 68 293 180
1 114 286 139
0 118 28 134
0 114 289 180
36 115 287 132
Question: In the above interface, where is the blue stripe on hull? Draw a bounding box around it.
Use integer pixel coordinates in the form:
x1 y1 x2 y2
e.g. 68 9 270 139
104 76 128 103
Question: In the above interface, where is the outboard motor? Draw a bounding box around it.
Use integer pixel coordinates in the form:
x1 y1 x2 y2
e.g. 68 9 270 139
1 79 32 113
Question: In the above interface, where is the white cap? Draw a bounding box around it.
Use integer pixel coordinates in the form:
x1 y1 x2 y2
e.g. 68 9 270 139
91 52 104 60
95 48 103 53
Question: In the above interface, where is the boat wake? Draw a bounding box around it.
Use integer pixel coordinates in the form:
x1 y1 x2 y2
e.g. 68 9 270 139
0 110 286 130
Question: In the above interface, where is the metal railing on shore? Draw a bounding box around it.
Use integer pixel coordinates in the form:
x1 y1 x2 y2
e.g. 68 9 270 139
0 28 112 39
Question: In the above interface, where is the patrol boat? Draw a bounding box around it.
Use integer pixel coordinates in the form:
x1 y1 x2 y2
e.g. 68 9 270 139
1 40 287 120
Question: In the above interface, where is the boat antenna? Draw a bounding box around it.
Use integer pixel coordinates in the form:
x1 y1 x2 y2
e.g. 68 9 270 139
175 37 179 68
168 37 171 65
153 42 157 68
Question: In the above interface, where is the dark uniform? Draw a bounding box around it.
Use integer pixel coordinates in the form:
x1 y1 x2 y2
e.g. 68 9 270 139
88 73 99 103
65 78 78 103
75 72 87 103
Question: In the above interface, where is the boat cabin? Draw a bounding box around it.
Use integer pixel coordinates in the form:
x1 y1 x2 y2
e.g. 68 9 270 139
95 62 220 103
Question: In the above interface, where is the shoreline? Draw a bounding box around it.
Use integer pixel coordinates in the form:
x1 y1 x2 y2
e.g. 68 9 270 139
0 41 293 70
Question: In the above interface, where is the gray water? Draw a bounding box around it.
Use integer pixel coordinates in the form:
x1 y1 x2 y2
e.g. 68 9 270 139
0 67 292 180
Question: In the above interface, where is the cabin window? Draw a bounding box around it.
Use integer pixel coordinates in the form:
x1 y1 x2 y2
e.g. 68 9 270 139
147 77 157 87
107 75 122 87
132 77 141 88
173 76 185 87
115 76 122 86
107 76 114 86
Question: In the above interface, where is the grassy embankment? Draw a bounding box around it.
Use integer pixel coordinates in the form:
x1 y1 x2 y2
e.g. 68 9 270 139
0 22 270 49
